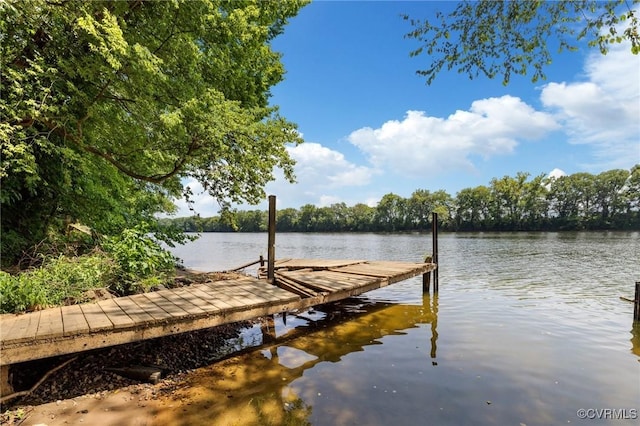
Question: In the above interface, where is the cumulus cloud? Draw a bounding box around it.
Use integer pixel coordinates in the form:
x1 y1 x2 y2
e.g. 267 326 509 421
288 142 374 187
547 168 567 180
260 142 377 209
348 96 559 177
540 43 640 168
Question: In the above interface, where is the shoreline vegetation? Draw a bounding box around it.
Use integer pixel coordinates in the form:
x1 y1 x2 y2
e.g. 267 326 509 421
161 166 640 233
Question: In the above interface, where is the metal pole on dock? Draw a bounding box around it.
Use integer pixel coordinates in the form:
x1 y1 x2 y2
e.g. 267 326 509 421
634 282 640 323
267 195 276 283
432 212 439 293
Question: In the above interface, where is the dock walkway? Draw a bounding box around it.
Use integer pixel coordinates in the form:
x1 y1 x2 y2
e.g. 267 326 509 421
0 259 436 367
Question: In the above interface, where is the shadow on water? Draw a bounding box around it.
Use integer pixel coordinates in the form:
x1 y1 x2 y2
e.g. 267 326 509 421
151 295 439 426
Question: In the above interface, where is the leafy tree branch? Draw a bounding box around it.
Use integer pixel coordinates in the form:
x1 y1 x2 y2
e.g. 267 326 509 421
404 0 639 85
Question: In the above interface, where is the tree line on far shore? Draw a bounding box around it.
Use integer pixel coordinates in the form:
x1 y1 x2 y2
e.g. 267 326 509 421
161 166 640 233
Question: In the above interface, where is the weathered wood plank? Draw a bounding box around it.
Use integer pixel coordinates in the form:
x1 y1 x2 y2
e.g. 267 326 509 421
35 307 63 339
200 282 254 309
211 281 274 304
0 315 20 342
1 311 41 344
235 281 300 303
217 280 291 305
182 285 234 311
127 294 173 321
159 287 210 315
80 303 113 332
214 276 302 302
278 271 343 293
275 275 318 298
97 299 135 329
113 297 155 325
273 259 366 270
61 304 90 336
173 286 227 312
329 265 407 278
333 261 433 278
255 283 304 302
148 290 202 317
142 291 190 318
281 270 376 292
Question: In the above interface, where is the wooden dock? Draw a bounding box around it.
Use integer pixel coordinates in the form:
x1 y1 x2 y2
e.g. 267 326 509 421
0 259 436 368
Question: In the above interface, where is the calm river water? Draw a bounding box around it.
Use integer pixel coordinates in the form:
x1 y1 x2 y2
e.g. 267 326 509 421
165 232 639 426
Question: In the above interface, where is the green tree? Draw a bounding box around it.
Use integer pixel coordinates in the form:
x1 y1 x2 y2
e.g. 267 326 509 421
407 189 434 229
237 210 267 232
404 0 640 85
593 169 630 227
1 0 307 264
623 165 640 227
455 185 491 230
521 174 549 229
297 204 318 231
277 208 300 231
430 189 454 229
348 203 375 231
490 172 529 230
374 193 408 231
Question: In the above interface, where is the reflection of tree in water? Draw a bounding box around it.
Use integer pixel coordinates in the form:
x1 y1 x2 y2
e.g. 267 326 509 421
154 295 438 425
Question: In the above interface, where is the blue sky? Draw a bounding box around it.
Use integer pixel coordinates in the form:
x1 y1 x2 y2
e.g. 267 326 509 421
176 0 640 216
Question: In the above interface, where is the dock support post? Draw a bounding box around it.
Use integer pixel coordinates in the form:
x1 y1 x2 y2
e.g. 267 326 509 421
422 270 431 293
431 212 439 293
0 365 12 397
634 282 640 323
267 195 276 283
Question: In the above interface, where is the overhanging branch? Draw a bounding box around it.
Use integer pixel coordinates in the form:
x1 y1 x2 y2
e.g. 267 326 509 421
38 118 201 184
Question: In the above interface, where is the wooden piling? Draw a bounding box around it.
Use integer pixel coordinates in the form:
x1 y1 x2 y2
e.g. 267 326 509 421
0 365 12 398
431 212 439 293
267 195 276 283
634 282 640 323
422 270 431 293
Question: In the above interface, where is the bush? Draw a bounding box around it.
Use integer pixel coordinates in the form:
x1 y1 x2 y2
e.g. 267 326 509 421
0 224 183 312
0 252 116 313
101 224 178 295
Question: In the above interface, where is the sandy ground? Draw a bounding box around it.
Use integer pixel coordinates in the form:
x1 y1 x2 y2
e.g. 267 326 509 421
5 388 163 426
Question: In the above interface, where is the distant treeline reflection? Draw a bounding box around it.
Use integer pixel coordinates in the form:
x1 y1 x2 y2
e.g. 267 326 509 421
161 167 640 232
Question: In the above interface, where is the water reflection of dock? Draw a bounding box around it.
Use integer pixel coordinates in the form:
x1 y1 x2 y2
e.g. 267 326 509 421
0 258 436 395
152 295 440 425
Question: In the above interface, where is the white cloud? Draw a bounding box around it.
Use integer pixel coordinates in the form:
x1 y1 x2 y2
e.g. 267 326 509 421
289 142 374 187
547 168 567 180
540 42 640 169
544 168 567 189
347 96 559 177
261 142 377 209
